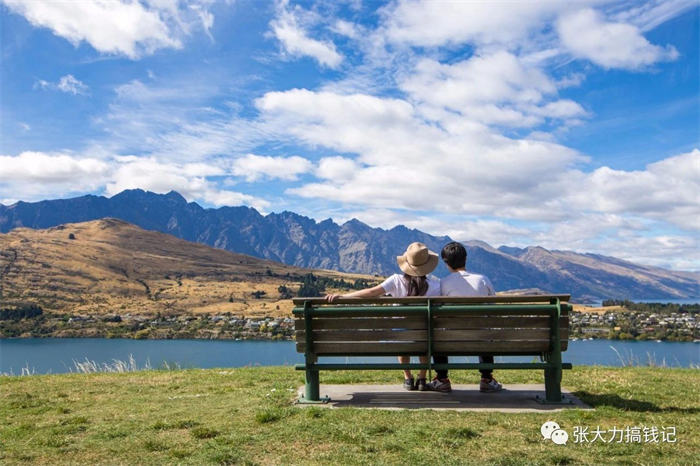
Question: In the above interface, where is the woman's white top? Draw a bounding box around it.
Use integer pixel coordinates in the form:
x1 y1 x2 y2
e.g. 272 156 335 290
380 273 441 298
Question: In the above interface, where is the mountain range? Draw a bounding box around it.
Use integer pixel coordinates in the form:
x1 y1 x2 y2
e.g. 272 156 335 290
1 189 698 302
0 218 366 316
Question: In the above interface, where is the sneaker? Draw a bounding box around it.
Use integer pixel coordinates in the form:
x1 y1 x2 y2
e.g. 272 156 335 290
416 378 427 391
480 377 503 393
403 377 415 391
426 377 452 393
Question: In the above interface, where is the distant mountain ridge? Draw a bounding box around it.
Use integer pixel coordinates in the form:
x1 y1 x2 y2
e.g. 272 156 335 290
1 190 698 302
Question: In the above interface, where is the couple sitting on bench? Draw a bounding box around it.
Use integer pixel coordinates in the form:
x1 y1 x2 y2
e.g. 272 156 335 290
325 241 503 394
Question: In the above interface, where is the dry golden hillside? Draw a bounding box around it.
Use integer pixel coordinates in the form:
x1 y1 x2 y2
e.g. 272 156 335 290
0 218 375 318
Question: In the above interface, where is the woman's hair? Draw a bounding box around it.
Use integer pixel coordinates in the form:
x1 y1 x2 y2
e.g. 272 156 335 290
404 273 429 296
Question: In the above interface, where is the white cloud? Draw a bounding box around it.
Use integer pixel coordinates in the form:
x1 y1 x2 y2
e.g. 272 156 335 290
58 74 89 95
557 8 679 69
259 88 586 219
231 153 312 182
1 0 214 59
257 87 699 245
567 149 700 230
0 151 108 183
316 156 359 181
0 151 110 200
400 52 587 128
382 0 569 48
270 0 343 68
613 0 698 33
105 157 270 211
331 19 360 39
35 74 89 95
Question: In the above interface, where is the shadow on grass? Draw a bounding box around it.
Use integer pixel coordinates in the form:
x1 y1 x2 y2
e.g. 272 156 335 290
575 391 699 414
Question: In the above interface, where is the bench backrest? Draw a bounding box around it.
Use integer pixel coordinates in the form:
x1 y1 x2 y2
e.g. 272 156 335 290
293 296 570 357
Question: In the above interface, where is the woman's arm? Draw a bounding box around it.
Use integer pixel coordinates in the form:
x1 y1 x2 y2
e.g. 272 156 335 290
325 284 386 303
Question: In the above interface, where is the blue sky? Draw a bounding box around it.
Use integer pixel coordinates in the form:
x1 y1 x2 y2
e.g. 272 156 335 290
1 0 698 270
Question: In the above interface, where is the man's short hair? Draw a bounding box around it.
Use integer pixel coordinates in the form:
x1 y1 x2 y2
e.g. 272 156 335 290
441 241 467 269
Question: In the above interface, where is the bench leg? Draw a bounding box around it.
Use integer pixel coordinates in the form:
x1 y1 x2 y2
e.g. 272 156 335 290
305 367 320 401
535 366 572 404
544 367 562 402
298 366 330 404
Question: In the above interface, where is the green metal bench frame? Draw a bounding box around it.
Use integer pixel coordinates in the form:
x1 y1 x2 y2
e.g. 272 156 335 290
293 295 573 404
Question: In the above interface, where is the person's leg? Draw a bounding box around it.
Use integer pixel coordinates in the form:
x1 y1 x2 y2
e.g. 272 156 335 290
399 355 412 379
433 354 449 380
479 354 503 392
399 356 415 390
479 355 493 380
417 356 428 380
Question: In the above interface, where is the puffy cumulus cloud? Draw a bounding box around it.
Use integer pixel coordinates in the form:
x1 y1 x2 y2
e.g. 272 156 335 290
1 0 214 59
231 154 312 182
258 89 585 217
400 52 587 128
0 151 110 200
316 156 359 181
35 75 89 95
105 157 270 211
557 8 679 69
259 87 699 246
0 151 108 183
567 149 700 230
381 0 569 48
270 0 343 68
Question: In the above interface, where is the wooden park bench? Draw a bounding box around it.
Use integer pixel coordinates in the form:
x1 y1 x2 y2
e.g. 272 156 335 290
293 295 572 404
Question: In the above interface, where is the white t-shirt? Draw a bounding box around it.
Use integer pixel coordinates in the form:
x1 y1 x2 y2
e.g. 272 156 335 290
440 270 495 296
380 274 441 298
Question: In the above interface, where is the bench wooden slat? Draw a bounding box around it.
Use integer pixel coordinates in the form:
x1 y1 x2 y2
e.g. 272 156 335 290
297 342 426 354
433 341 550 352
296 328 568 342
432 316 568 329
298 340 555 354
432 328 551 340
294 316 427 331
298 329 428 341
431 307 568 317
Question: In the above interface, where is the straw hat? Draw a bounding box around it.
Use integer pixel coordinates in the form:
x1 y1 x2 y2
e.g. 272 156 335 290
396 242 439 277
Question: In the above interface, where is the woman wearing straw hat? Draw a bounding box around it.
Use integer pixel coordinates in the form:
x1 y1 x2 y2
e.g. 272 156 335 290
325 242 440 391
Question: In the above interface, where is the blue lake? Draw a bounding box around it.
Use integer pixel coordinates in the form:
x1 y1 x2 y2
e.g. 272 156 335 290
0 338 698 375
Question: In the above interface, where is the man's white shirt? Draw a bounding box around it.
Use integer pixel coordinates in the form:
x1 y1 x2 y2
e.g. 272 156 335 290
440 270 495 296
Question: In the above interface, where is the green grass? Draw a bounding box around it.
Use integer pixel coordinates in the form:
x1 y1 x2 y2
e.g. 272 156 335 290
1 366 698 465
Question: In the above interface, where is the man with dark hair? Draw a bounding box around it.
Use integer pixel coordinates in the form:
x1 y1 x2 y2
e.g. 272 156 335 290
427 241 503 393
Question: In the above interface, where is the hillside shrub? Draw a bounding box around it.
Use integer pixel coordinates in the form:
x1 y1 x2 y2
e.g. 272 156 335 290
0 303 43 320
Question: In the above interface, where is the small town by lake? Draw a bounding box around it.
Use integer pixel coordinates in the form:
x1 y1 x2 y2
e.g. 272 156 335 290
1 338 697 375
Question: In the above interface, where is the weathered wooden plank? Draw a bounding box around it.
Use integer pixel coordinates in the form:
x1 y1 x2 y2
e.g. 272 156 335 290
297 329 428 342
432 316 569 328
292 294 571 305
298 340 557 354
433 341 550 353
294 316 427 331
431 307 568 318
297 342 427 354
432 328 551 341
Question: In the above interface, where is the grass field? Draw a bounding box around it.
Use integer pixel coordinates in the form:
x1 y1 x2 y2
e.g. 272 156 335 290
1 366 698 465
